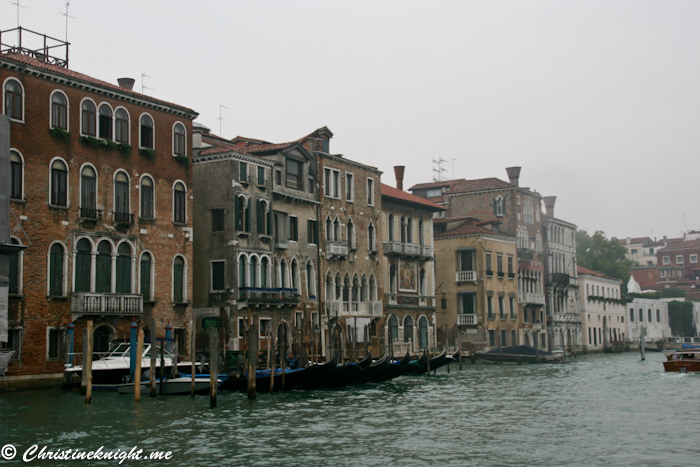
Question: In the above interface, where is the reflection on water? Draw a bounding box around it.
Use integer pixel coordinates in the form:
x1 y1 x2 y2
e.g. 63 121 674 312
1 352 699 466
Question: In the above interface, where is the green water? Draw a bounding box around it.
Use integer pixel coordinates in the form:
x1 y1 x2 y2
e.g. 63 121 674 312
1 352 698 466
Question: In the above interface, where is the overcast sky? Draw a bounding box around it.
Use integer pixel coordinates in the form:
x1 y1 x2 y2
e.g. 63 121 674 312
3 1 699 241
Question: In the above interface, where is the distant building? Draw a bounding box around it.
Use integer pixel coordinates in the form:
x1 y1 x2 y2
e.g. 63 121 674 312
626 298 671 344
657 239 700 286
578 266 625 352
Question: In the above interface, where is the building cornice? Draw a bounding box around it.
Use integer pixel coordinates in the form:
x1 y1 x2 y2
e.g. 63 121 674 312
318 152 383 175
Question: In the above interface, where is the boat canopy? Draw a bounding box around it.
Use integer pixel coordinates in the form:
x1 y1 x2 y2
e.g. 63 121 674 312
485 345 554 356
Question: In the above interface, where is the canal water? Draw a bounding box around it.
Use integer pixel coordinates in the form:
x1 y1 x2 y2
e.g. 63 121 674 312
1 351 698 466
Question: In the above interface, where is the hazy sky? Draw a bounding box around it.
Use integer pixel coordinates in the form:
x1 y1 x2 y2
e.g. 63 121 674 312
3 1 699 241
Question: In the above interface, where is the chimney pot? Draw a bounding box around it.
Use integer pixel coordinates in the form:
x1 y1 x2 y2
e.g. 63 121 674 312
394 166 405 191
506 167 521 187
543 196 556 217
117 77 135 91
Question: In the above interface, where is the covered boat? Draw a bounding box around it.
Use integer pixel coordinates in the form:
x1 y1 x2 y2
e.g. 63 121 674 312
663 350 700 373
116 374 224 395
474 345 567 364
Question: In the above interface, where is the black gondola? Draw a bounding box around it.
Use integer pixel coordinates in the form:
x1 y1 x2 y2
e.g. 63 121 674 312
306 353 373 389
221 354 338 392
369 351 411 383
350 354 390 385
405 348 447 375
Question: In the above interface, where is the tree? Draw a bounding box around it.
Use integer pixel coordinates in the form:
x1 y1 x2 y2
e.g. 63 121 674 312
668 301 695 337
576 230 632 292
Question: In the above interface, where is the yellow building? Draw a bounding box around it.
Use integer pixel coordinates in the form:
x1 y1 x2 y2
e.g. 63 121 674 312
434 218 524 352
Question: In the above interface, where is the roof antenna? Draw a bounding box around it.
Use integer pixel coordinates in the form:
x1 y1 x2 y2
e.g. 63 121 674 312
683 212 688 235
218 105 228 137
58 1 75 43
432 156 447 182
141 74 153 94
452 158 457 180
10 0 26 28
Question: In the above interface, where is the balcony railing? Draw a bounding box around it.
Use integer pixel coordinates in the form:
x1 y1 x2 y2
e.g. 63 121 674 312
275 236 289 250
113 212 133 224
383 241 433 258
328 300 383 317
456 270 477 282
457 314 477 326
547 273 571 286
326 241 348 258
239 287 299 306
385 294 435 308
79 207 102 220
326 300 342 317
519 292 546 305
71 292 143 315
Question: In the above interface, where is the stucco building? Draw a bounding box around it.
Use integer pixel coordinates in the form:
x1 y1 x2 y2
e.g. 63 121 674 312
578 266 625 352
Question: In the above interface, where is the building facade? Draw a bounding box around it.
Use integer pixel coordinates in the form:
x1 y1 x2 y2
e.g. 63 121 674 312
1 38 197 382
381 168 443 356
578 266 625 352
626 298 671 344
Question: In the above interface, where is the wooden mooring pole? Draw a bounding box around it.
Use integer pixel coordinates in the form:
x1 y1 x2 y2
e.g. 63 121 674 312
80 328 87 395
150 319 157 397
210 328 219 408
134 329 144 402
159 337 165 396
189 320 196 397
247 322 257 400
85 320 93 404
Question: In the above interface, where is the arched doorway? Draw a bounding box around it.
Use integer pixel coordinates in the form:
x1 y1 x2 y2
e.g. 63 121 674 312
94 325 112 353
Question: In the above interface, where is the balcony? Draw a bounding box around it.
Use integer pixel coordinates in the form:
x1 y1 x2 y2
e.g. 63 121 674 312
275 236 289 250
113 212 133 225
385 294 436 308
456 270 476 282
239 287 299 307
335 300 384 317
326 241 348 258
71 292 142 317
79 207 102 221
519 292 546 305
547 273 571 286
383 241 433 259
457 314 477 326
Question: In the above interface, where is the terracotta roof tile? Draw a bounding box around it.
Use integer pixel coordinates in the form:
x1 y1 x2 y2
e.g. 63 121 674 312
658 239 700 252
446 177 513 194
409 179 464 191
380 184 445 211
1 52 197 115
577 265 619 282
434 218 511 239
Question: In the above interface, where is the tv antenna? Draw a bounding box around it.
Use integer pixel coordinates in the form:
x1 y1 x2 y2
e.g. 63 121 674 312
141 74 153 94
218 105 228 136
432 157 447 182
10 0 26 28
58 2 75 43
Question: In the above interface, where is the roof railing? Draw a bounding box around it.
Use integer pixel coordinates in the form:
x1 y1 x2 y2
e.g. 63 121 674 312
0 27 69 68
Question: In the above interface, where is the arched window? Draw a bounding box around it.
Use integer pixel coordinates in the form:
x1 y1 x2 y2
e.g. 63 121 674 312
306 261 315 297
96 241 112 293
400 216 407 243
238 256 246 288
280 259 287 288
388 315 399 342
419 268 426 296
250 256 258 288
629 309 634 322
116 243 132 294
347 219 355 250
173 256 185 302
656 310 661 322
291 259 300 293
114 171 130 222
50 159 68 207
8 238 21 294
343 274 350 304
333 218 340 242
10 150 23 200
335 273 342 300
81 100 96 136
4 79 23 120
639 309 643 322
648 309 652 322
173 123 186 156
51 92 67 129
49 243 66 297
115 108 129 143
389 265 397 294
360 275 368 302
260 257 269 288
352 274 360 304
98 104 112 139
403 315 414 343
140 252 153 300
388 214 395 241
235 195 249 232
418 316 428 350
494 196 505 216
369 274 377 301
80 165 97 219
140 114 154 149
368 222 375 251
418 220 424 246
407 218 413 244
74 239 92 293
173 181 186 224
325 272 333 301
326 218 332 241
140 175 155 219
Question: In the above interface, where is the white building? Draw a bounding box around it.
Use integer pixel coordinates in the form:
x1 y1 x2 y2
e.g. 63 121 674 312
626 298 671 344
578 266 626 351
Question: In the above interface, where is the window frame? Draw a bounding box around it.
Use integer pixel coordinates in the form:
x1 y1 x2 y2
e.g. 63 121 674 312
50 90 69 131
285 158 303 191
49 157 69 207
114 107 130 144
345 172 354 202
3 77 25 122
139 113 155 150
366 177 375 206
10 149 24 201
80 97 97 137
172 122 186 157
240 161 248 183
662 256 670 265
139 174 156 220
46 326 67 361
211 260 226 292
257 166 265 186
212 208 225 233
676 255 684 264
323 167 341 199
691 254 698 264
173 180 187 224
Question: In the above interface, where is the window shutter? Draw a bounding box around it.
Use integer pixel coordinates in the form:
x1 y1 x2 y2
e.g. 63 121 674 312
266 209 272 235
257 200 264 234
235 196 242 231
245 202 251 232
174 262 184 303
96 253 112 293
140 259 151 300
116 255 131 293
50 250 64 296
493 198 497 215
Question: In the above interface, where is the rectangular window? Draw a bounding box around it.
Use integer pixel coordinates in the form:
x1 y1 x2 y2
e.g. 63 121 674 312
212 209 225 232
240 162 248 183
275 170 282 186
10 158 22 200
631 249 638 254
500 329 507 347
51 169 68 206
308 219 319 244
662 256 670 265
308 177 314 194
3 328 22 360
345 172 354 201
497 256 503 273
286 159 303 190
140 182 154 219
487 296 494 319
459 251 474 271
511 330 517 346
488 330 495 347
460 294 475 314
485 253 492 275
288 216 298 241
238 317 246 338
676 255 684 264
509 297 516 319
498 296 505 319
691 255 698 263
211 261 225 292
174 189 186 224
257 166 265 186
367 178 375 205
507 257 514 275
259 318 272 338
47 327 66 360
426 189 441 197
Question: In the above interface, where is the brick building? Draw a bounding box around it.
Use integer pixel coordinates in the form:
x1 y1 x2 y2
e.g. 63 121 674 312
1 32 197 384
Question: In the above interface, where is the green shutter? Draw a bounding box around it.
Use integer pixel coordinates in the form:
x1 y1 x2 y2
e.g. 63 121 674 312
116 255 131 293
245 203 251 232
140 259 151 300
174 262 184 303
266 209 272 235
235 196 243 231
96 253 111 293
50 251 64 296
256 200 264 234
75 251 91 293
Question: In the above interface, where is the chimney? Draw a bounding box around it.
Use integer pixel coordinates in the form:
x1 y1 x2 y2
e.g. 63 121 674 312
543 196 556 217
117 78 135 91
506 167 521 187
308 138 315 154
394 166 405 191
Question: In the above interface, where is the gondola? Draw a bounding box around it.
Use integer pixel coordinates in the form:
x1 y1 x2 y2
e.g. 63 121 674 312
349 354 390 385
221 354 338 392
473 345 567 364
369 351 411 383
306 353 373 389
405 348 447 375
